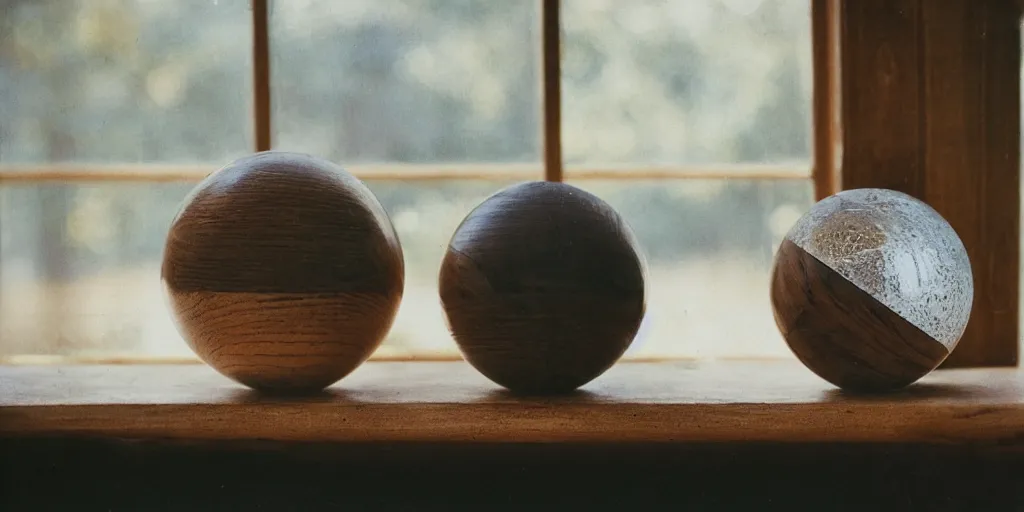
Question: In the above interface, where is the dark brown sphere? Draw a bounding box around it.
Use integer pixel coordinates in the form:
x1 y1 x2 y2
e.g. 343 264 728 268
770 189 973 392
439 181 646 394
162 151 404 393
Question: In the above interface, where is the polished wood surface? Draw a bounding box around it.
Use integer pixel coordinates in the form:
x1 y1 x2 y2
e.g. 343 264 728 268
771 240 949 392
4 361 1024 445
839 0 1020 367
439 181 645 394
161 152 404 392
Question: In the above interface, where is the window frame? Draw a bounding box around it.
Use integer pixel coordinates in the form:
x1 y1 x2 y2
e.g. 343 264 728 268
0 0 1017 368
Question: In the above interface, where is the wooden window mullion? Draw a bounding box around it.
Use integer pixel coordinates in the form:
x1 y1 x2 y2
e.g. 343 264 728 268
811 0 840 200
253 0 272 152
541 0 563 182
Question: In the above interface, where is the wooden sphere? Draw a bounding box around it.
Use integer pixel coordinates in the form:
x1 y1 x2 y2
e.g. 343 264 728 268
439 181 646 394
162 151 404 393
770 188 973 392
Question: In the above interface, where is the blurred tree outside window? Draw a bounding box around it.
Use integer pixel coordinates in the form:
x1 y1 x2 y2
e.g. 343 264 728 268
0 0 813 360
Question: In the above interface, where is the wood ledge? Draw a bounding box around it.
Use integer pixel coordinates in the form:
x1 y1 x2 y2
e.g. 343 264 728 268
2 361 1023 445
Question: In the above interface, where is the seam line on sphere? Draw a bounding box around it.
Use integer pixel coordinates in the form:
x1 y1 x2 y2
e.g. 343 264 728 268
798 245 947 349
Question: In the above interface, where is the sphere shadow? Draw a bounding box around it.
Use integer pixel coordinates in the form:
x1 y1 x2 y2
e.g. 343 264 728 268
227 387 356 404
479 387 611 404
823 382 992 402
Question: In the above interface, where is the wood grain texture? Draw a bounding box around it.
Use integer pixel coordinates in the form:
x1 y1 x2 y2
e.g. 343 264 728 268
4 361 1024 446
839 0 923 193
811 0 840 200
771 240 949 392
171 292 397 391
439 181 645 394
161 151 404 392
920 0 1020 367
838 0 1020 367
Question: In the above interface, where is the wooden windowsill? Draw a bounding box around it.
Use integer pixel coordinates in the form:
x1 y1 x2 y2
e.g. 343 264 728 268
1 360 1022 445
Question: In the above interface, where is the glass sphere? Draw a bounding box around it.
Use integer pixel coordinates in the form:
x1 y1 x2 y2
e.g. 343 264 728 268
772 188 973 391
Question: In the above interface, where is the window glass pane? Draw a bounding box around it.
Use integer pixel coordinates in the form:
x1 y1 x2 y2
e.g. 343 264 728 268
271 0 540 165
0 178 815 359
366 180 513 358
562 0 812 169
0 183 194 358
0 180 507 359
0 0 818 362
0 0 252 164
574 179 814 358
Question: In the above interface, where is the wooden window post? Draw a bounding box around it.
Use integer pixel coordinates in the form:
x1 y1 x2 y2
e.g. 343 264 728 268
252 0 272 152
838 0 1021 367
541 0 563 182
